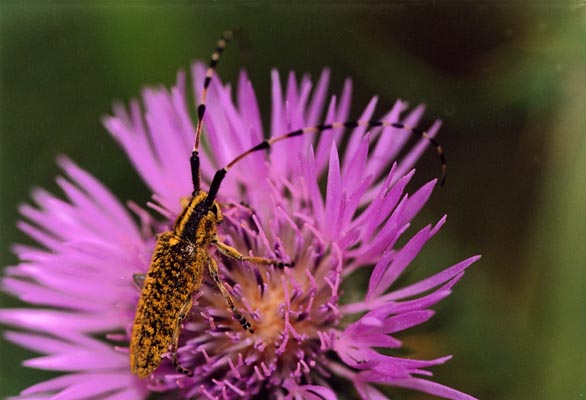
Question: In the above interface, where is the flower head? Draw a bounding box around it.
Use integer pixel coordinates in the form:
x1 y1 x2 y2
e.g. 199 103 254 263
1 60 479 399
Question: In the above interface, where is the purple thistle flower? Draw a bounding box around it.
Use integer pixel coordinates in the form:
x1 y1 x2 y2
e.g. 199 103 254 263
1 60 480 400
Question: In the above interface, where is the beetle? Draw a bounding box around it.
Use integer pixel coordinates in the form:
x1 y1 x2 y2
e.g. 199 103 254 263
129 30 447 378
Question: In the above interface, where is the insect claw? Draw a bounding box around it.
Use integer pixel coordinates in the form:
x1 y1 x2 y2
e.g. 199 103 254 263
276 260 295 269
172 351 193 377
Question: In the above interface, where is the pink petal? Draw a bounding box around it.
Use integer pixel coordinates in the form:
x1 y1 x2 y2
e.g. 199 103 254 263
390 377 478 400
387 255 481 300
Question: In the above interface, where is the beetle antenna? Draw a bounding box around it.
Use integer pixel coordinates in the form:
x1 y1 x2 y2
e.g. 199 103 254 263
191 30 234 194
206 119 446 203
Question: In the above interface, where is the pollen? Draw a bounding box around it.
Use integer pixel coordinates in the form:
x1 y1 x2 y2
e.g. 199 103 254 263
254 282 288 343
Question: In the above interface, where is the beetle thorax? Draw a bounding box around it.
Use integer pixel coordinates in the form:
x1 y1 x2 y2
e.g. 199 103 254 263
174 191 222 245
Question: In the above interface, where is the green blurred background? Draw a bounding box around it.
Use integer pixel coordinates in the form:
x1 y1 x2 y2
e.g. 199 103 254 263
1 2 585 399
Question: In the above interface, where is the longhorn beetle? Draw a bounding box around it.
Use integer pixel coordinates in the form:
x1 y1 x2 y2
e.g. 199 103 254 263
129 30 447 378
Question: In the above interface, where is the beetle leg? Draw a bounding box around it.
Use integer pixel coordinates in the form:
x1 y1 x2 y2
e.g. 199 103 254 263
212 235 294 268
132 273 146 290
207 257 253 333
170 298 193 377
